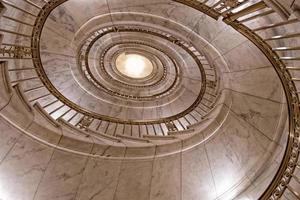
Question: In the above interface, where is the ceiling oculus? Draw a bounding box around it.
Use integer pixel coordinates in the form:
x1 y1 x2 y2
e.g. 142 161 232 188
116 53 154 79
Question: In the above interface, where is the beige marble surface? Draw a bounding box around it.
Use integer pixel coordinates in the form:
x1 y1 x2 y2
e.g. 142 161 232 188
0 134 53 200
0 0 297 200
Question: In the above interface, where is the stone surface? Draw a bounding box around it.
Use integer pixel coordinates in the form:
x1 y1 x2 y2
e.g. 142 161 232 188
0 0 297 200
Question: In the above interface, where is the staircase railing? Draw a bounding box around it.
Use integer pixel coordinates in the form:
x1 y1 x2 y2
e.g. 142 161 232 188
174 0 300 199
0 0 299 199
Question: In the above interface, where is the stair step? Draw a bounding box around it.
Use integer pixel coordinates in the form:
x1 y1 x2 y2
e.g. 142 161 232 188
33 102 60 128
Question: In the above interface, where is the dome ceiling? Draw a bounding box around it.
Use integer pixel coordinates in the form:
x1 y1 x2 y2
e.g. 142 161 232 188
0 0 297 200
37 8 220 125
28 0 287 197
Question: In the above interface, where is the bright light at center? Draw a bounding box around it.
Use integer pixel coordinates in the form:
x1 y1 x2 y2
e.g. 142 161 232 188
124 55 146 77
116 53 153 79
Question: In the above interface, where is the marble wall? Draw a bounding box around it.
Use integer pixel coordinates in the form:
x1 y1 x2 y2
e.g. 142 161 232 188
0 0 295 200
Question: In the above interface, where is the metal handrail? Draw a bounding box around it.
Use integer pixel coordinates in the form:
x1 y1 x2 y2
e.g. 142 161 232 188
0 0 299 198
174 1 300 199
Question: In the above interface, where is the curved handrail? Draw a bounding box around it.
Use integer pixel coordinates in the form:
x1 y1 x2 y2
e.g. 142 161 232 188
174 0 300 199
0 0 299 199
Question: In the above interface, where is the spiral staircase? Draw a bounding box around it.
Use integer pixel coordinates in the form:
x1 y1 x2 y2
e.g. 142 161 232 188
0 0 299 199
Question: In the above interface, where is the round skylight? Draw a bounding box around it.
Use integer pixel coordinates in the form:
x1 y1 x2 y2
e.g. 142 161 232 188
115 53 153 79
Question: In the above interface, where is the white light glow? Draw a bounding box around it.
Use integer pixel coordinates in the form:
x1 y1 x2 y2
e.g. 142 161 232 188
116 53 153 79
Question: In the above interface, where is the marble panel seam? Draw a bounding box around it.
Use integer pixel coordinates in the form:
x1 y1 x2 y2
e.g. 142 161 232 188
210 39 250 61
222 65 272 73
189 19 228 48
204 143 218 199
148 145 158 200
224 88 284 104
112 146 127 200
32 135 60 200
44 26 73 43
74 143 96 200
0 124 22 165
0 93 12 112
225 105 279 145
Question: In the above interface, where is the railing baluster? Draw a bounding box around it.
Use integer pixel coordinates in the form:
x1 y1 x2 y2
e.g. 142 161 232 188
253 18 298 31
264 32 300 41
42 99 58 109
239 10 274 23
145 125 149 135
138 125 141 137
113 123 117 136
200 102 211 110
226 1 266 21
75 116 84 127
152 124 157 135
281 57 300 61
184 116 192 125
177 119 185 130
193 108 203 117
122 124 125 135
67 112 78 123
291 174 300 185
189 112 199 122
130 124 133 136
286 67 300 70
49 104 64 115
273 46 300 51
96 120 102 131
197 106 207 113
211 0 224 9
286 185 300 199
58 108 72 119
104 121 110 134
159 123 165 136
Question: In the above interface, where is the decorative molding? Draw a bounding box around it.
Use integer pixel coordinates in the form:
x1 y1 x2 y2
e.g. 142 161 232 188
13 84 32 112
0 44 32 59
0 61 12 93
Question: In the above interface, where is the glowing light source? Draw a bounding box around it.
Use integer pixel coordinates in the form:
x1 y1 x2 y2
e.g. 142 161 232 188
116 53 153 79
